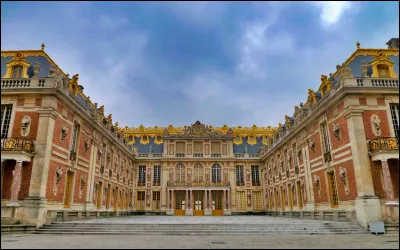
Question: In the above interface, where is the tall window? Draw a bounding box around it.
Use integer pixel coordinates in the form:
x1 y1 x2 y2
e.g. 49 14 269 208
193 141 203 157
176 142 185 157
12 66 23 78
390 104 399 139
321 122 332 162
153 166 161 186
1 104 12 139
327 172 339 207
212 163 221 182
70 122 80 153
175 163 185 182
138 166 146 186
211 142 221 157
193 163 203 182
292 143 297 167
236 165 244 186
251 165 260 186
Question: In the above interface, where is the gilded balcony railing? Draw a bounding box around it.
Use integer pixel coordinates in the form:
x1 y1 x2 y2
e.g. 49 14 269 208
369 137 399 153
1 138 35 154
167 181 230 187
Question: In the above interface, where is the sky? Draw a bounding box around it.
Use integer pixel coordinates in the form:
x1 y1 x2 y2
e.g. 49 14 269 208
1 1 399 128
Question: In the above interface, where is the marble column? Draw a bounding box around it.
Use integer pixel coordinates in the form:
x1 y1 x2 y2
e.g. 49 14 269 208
227 190 230 209
381 160 394 201
166 189 170 210
1 160 5 199
8 161 23 206
185 190 189 210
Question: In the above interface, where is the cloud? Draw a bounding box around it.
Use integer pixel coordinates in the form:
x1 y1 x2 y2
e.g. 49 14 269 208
310 1 352 26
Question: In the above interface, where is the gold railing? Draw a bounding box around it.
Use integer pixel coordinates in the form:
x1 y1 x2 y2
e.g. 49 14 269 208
167 181 230 187
1 137 35 154
369 137 399 153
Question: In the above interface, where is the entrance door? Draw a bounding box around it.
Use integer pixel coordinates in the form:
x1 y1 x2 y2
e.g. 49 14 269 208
175 191 186 216
96 181 103 209
212 190 223 216
63 171 74 208
114 187 118 212
193 191 204 216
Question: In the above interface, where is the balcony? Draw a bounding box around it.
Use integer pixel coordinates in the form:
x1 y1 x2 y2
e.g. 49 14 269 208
368 137 399 161
1 138 35 154
137 181 146 187
193 153 203 157
167 181 230 188
369 137 399 153
211 153 221 157
175 153 185 157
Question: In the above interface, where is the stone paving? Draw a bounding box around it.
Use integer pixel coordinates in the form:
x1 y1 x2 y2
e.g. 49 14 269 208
56 215 349 224
1 234 399 249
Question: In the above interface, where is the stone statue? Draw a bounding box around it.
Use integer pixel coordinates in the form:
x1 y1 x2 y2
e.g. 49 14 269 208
33 61 40 78
361 61 368 77
371 114 382 137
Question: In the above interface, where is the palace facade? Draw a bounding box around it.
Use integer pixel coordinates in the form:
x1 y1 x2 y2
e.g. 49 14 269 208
1 39 399 228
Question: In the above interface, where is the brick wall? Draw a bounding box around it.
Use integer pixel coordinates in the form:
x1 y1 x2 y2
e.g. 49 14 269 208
362 110 391 140
11 112 39 140
334 160 357 201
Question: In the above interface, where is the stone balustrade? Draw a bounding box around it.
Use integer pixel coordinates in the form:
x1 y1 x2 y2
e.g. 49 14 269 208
167 180 230 187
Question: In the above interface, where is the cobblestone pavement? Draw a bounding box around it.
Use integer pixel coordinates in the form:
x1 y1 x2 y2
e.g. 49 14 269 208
55 215 349 224
1 234 399 249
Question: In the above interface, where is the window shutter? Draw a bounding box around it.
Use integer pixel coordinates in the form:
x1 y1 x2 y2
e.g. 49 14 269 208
176 142 185 154
193 142 203 154
211 142 221 154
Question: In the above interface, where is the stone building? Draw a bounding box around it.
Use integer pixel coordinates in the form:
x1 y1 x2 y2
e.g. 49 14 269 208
1 39 399 229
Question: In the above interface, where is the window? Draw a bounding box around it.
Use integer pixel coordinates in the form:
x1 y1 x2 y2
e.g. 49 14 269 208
153 166 161 186
252 191 262 211
175 163 185 182
321 122 332 163
236 165 244 186
327 172 339 207
193 141 203 157
236 191 246 211
70 122 80 152
292 143 297 167
176 142 185 157
152 191 160 210
211 142 221 157
12 66 23 78
211 163 221 182
251 165 260 186
1 104 12 139
137 191 145 210
377 65 390 78
193 163 203 182
138 166 146 186
390 104 399 139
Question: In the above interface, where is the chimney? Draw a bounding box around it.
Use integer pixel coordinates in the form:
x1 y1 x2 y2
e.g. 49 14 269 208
386 38 399 49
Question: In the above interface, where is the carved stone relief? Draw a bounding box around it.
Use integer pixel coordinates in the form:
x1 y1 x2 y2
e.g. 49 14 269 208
20 115 31 137
371 114 382 137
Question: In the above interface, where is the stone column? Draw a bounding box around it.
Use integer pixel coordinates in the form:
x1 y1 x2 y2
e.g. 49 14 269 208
7 161 23 206
28 109 57 198
381 160 394 201
85 144 97 210
1 160 5 199
161 166 169 209
185 190 189 210
229 168 236 209
346 109 381 228
302 145 315 210
227 190 230 209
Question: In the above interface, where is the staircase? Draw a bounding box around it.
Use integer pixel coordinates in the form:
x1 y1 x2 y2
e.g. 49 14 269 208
34 221 369 235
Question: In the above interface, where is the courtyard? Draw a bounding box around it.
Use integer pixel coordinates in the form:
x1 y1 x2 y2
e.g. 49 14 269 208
1 234 398 249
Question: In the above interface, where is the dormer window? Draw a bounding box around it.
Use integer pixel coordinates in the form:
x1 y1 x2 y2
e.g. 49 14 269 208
12 65 23 78
377 64 390 78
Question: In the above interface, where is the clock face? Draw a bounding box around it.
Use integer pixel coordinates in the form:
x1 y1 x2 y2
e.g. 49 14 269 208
193 125 203 135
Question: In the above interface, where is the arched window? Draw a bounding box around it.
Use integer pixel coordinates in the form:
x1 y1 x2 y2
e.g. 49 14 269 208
377 64 390 78
175 163 185 182
12 65 23 78
211 163 221 183
193 163 203 182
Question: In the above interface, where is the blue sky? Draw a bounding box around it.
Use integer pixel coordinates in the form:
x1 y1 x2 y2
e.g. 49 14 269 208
1 1 399 128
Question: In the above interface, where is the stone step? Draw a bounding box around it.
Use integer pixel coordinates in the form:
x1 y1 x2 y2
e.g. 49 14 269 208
1 225 37 235
32 230 368 235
